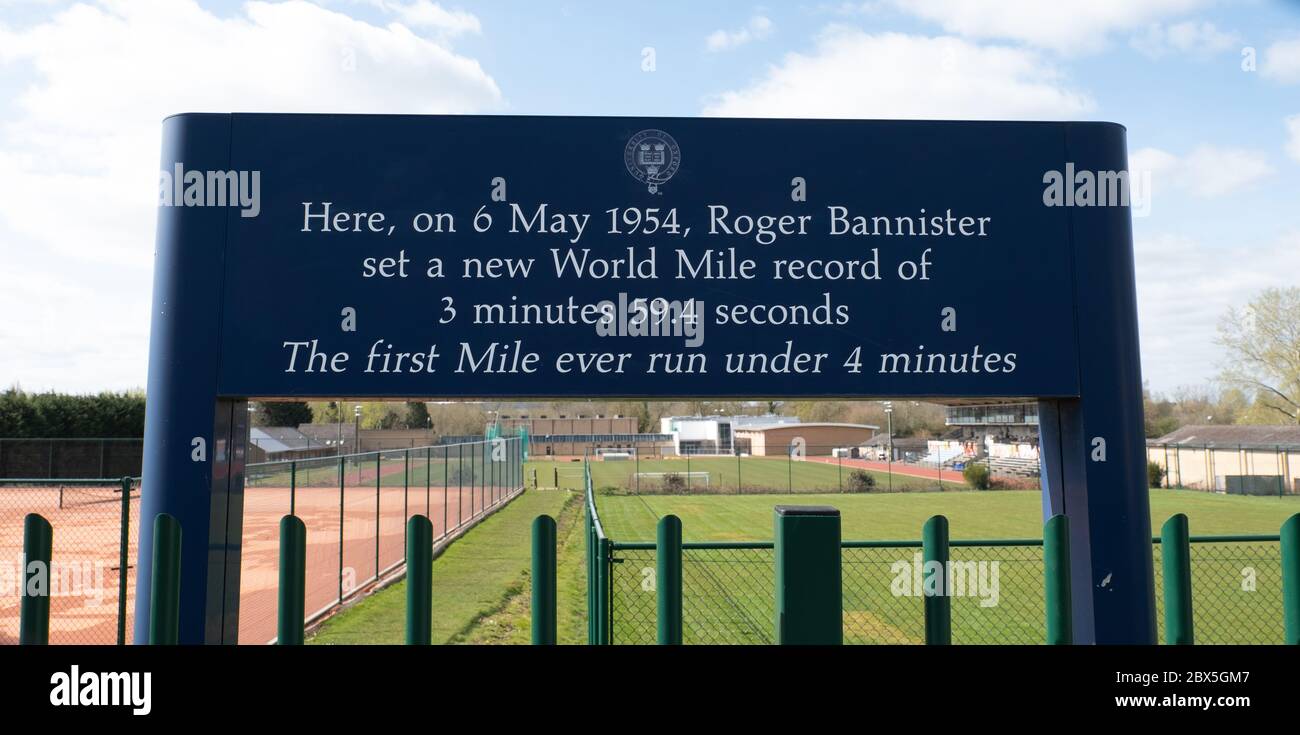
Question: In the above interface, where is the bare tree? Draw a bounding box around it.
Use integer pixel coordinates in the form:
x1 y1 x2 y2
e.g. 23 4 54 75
1216 287 1300 424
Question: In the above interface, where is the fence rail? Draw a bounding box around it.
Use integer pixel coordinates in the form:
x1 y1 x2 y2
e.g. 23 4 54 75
584 461 1295 645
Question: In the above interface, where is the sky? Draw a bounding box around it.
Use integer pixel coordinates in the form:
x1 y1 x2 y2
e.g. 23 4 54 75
0 0 1298 395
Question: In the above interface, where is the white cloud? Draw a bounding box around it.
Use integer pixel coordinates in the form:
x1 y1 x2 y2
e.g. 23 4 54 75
1130 144 1273 198
1130 20 1239 58
0 0 501 392
703 29 1093 119
1286 115 1300 163
890 0 1207 54
1135 231 1300 389
1261 36 1300 83
706 15 773 52
387 1 480 35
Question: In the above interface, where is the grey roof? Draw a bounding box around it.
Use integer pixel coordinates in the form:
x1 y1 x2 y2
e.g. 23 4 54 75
1150 424 1300 450
250 426 319 454
738 422 879 432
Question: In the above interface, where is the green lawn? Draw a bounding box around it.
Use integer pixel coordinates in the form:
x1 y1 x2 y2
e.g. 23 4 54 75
593 488 1300 541
306 469 1298 645
308 487 577 644
530 456 964 495
592 489 1298 645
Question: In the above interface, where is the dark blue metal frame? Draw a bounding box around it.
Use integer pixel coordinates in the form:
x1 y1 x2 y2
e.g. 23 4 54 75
137 114 1153 644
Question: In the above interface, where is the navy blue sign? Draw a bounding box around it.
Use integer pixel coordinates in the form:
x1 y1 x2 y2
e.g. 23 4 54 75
212 116 1092 398
139 114 1153 646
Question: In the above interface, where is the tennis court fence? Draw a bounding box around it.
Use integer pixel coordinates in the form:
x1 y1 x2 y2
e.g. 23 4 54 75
2 436 525 644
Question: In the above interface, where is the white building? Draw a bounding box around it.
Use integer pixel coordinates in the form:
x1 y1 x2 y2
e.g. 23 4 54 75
659 415 802 455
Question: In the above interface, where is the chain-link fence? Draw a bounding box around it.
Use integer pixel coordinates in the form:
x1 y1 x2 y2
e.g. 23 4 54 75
587 445 1002 496
240 436 526 643
0 438 143 479
588 465 1289 644
2 436 525 645
0 477 140 644
1152 536 1285 644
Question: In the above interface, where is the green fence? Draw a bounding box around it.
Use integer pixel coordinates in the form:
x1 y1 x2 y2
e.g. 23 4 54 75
240 437 526 643
6 436 525 645
584 462 1295 644
0 477 139 644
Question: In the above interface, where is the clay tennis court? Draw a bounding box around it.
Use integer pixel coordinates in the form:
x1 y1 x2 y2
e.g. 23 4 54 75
1 449 522 644
237 479 517 643
0 483 139 645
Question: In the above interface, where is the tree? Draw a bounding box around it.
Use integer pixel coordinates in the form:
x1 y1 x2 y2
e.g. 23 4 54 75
1216 287 1300 424
403 401 431 430
255 401 313 428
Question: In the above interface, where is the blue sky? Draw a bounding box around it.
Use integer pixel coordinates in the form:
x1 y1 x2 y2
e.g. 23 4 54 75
1 0 1299 394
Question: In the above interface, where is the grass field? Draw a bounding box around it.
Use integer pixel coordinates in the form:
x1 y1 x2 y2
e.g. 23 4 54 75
591 489 1297 645
312 459 1298 645
308 487 585 644
593 488 1300 540
563 455 963 494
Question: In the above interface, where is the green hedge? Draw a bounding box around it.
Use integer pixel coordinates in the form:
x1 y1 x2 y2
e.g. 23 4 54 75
0 388 145 437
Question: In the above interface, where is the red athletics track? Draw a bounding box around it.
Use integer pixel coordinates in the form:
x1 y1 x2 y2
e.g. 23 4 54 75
804 455 960 483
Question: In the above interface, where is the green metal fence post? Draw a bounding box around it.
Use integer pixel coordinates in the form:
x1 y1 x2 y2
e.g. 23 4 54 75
337 455 345 604
1043 514 1073 644
657 514 683 645
531 515 557 645
922 515 951 645
586 509 594 644
117 477 131 645
774 505 842 645
278 515 306 645
19 513 52 645
1281 513 1300 645
1161 514 1194 645
403 450 410 556
597 535 612 644
148 513 182 645
406 514 433 645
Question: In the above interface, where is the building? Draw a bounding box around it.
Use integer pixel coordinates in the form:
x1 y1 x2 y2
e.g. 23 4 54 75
248 426 337 463
658 415 877 456
944 402 1040 474
734 422 878 457
861 433 931 462
660 415 802 455
497 414 672 457
1147 425 1300 494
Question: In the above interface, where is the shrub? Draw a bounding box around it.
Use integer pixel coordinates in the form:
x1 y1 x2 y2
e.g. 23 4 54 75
1147 461 1166 488
962 462 992 490
661 472 687 494
845 469 877 493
